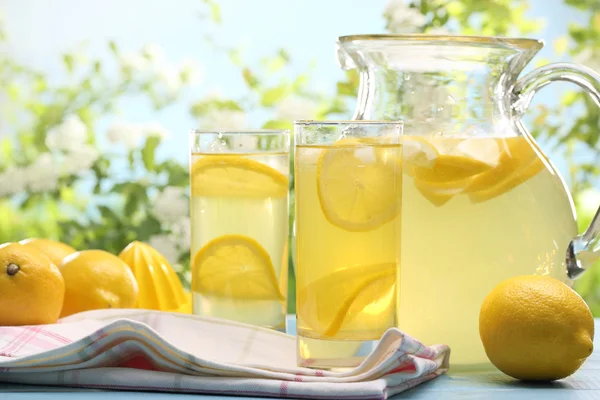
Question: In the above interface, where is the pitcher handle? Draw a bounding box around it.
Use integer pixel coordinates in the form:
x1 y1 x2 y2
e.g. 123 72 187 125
512 62 600 279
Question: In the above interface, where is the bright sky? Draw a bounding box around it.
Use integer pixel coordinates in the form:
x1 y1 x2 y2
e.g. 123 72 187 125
0 0 590 179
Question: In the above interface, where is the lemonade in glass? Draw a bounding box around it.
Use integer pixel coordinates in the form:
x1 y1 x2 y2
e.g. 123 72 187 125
294 121 403 368
190 130 289 331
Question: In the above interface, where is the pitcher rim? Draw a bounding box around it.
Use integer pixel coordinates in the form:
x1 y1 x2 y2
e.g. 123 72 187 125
337 34 543 50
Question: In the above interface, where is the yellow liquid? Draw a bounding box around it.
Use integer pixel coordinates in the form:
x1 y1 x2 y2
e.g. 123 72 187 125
190 153 289 331
399 136 577 369
295 144 401 368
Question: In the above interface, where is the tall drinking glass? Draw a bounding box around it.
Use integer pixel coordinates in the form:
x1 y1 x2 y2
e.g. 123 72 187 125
294 121 403 369
190 130 290 331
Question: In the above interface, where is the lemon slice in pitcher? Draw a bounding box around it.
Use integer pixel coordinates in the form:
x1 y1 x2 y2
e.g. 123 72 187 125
407 137 499 184
413 180 465 207
465 136 545 201
317 140 401 232
464 137 532 193
298 263 396 338
192 234 284 301
191 156 288 198
469 156 546 203
403 136 439 167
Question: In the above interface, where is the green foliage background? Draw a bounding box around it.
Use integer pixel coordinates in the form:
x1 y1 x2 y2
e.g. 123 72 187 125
1 0 600 315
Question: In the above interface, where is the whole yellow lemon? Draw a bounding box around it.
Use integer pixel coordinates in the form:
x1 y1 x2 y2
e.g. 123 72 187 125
19 238 77 268
59 250 139 318
479 275 594 381
0 242 65 325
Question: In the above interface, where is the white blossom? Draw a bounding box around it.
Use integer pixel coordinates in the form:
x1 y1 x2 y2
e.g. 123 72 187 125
171 217 191 251
45 115 88 151
119 53 148 72
183 270 192 286
149 234 180 265
384 0 427 33
153 186 189 225
0 167 26 198
427 26 451 35
24 153 61 193
200 109 247 131
180 58 204 86
275 95 318 122
142 43 166 61
106 122 144 149
205 87 223 99
143 121 170 140
63 144 99 174
575 48 600 73
157 65 182 94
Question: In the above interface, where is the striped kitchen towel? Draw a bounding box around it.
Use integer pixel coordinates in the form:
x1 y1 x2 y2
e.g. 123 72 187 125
0 309 450 399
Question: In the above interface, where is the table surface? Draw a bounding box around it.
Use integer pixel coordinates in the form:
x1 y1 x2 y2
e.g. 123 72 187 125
1 318 598 400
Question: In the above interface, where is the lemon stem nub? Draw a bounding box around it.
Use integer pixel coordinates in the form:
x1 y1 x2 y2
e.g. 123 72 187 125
6 263 20 276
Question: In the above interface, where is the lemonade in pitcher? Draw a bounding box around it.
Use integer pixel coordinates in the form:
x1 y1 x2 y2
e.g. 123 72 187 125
294 121 402 369
190 130 289 331
399 134 577 368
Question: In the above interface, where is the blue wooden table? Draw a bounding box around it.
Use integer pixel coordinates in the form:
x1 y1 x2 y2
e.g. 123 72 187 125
1 318 598 399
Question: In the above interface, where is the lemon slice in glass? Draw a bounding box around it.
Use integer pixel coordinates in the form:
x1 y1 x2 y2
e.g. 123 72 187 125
191 156 288 198
298 263 396 338
192 234 284 301
316 139 401 232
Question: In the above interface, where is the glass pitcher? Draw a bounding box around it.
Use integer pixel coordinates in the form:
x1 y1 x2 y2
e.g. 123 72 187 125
336 34 600 370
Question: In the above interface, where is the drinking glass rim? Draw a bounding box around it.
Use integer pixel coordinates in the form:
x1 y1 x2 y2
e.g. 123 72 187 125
191 129 289 135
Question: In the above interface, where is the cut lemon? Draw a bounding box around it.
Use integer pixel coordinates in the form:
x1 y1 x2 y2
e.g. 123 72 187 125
406 136 544 206
414 179 464 207
469 157 545 203
410 155 492 183
191 156 288 198
403 136 439 168
466 137 539 194
298 263 396 338
450 137 501 168
316 140 401 232
192 234 284 301
407 137 498 184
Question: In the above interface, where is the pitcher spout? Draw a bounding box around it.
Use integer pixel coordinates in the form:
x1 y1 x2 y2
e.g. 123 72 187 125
336 34 543 134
